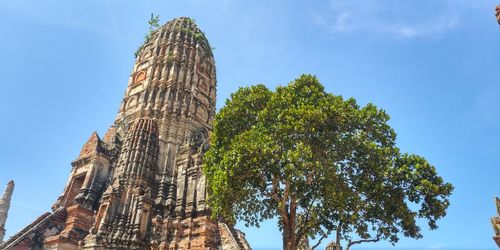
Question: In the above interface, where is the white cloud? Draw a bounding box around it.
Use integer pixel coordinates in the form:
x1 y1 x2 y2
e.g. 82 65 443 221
393 25 418 39
313 0 463 40
313 11 351 33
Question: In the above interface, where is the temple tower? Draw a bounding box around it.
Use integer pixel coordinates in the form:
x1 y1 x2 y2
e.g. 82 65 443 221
496 5 500 26
0 180 14 243
83 17 231 249
84 118 159 249
1 16 249 250
492 197 500 247
112 16 216 220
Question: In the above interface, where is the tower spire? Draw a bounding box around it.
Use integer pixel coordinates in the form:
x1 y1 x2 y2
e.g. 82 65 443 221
496 5 500 27
0 180 14 243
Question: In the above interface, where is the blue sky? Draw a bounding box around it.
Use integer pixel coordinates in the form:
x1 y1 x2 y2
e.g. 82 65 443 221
0 0 499 249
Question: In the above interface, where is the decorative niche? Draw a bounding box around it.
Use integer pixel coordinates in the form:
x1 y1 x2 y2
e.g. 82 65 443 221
133 70 147 84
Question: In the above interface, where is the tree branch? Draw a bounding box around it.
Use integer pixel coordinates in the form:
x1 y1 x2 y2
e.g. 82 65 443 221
289 195 298 248
335 221 342 245
311 232 329 250
270 177 282 203
346 232 383 250
295 197 317 246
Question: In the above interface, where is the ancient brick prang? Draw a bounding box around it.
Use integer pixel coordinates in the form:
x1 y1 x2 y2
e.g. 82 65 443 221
4 16 250 250
496 5 500 26
84 118 159 249
0 180 14 243
492 197 500 247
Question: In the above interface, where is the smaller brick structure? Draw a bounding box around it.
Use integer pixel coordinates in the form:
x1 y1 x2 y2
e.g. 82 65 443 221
0 181 14 243
492 197 500 247
496 5 500 26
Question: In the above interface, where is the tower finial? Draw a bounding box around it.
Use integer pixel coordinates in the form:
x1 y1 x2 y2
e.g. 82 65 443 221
0 180 14 243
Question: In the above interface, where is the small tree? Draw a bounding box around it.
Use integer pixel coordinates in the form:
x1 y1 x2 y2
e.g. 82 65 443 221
135 13 161 58
204 74 453 250
148 13 161 33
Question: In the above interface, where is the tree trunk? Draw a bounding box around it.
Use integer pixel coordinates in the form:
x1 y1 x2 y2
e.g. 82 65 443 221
282 199 298 250
282 225 297 250
281 181 298 250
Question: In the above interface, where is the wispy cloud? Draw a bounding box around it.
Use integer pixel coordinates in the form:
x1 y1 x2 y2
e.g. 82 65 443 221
313 0 463 40
313 11 351 33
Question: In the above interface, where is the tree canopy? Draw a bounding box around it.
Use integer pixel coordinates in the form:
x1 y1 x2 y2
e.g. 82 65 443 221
203 74 453 250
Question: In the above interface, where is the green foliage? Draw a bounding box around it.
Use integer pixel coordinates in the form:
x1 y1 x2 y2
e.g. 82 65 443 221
148 13 161 31
135 13 161 58
204 74 453 250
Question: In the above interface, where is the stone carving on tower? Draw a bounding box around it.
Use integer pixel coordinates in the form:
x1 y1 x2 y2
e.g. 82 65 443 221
1 17 250 250
0 180 14 243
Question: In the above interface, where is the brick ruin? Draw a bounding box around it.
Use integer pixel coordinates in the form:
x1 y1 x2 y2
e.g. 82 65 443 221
0 17 250 250
0 181 14 244
492 198 500 247
496 5 500 26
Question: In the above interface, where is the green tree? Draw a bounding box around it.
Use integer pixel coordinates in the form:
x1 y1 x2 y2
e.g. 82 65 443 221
148 13 161 32
204 74 453 250
135 13 161 58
